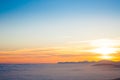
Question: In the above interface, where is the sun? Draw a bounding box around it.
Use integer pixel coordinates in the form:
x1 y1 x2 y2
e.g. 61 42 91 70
90 39 117 60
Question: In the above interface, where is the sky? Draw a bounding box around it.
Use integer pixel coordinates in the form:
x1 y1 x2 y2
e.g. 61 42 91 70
0 0 120 63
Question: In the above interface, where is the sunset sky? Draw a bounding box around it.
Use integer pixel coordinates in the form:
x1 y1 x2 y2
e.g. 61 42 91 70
0 0 120 63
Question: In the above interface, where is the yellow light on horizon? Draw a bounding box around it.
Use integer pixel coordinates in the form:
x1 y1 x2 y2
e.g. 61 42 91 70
100 55 113 60
90 39 118 60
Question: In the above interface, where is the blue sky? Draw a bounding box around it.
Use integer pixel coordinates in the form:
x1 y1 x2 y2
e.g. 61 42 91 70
0 0 120 50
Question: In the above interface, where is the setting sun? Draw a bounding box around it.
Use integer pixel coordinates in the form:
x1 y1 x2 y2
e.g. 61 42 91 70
90 39 118 60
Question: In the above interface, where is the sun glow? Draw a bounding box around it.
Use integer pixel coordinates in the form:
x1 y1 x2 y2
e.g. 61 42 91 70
100 55 112 60
91 47 117 55
90 39 117 60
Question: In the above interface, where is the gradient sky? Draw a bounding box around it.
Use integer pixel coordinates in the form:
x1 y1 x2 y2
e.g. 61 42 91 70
0 0 120 63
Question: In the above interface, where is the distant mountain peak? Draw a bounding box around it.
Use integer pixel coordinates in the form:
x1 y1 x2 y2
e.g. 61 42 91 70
97 60 114 64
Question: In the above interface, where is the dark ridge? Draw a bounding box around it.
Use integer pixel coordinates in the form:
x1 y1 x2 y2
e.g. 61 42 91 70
58 61 95 64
